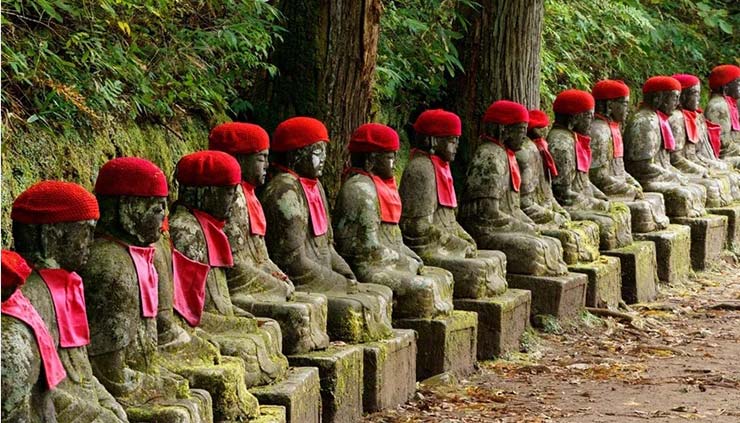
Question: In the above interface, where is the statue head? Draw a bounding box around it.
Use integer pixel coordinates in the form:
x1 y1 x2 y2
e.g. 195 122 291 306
412 109 462 162
11 181 99 271
208 122 271 186
592 80 631 123
672 74 702 112
527 109 550 139
2 250 33 301
349 123 400 179
94 157 169 246
553 89 595 134
709 64 740 99
176 151 241 220
642 76 681 114
483 100 529 151
272 117 330 179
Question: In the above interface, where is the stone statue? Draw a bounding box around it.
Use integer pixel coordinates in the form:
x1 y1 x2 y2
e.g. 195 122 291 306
623 76 708 218
209 122 330 355
334 123 454 319
704 64 740 168
398 110 508 298
167 151 289 388
548 89 634 250
2 250 64 422
589 79 671 233
459 100 568 276
262 117 393 342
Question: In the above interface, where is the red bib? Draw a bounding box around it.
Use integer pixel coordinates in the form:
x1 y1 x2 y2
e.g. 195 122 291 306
595 114 624 158
128 245 158 318
273 165 329 236
348 168 402 223
410 149 458 208
484 137 521 192
38 269 90 348
531 137 558 177
706 120 722 158
725 96 740 131
2 290 67 389
172 248 210 327
656 110 676 151
241 182 266 236
681 109 699 144
193 209 234 267
574 132 592 172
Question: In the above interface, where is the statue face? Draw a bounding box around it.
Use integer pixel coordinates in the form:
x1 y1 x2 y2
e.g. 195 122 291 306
726 78 740 99
238 150 269 186
119 196 167 246
431 136 459 162
290 142 327 179
41 220 96 270
572 110 594 134
529 126 549 139
656 90 679 114
367 151 397 179
680 86 700 111
608 97 630 123
200 185 238 220
502 122 528 151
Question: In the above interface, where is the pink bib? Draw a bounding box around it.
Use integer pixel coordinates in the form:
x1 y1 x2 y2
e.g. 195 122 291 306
172 248 210 327
706 120 722 158
193 209 234 267
532 137 559 177
298 177 329 237
574 132 592 172
38 269 90 348
348 168 402 223
595 114 623 158
241 182 266 236
681 109 699 144
656 110 676 151
725 96 740 131
128 245 158 318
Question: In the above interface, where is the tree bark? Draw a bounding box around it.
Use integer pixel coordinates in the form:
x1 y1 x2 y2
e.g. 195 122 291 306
250 0 382 202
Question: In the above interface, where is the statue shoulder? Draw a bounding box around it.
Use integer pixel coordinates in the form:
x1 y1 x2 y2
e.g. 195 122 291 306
262 173 307 222
669 110 686 137
704 95 728 121
1 314 41 417
547 128 574 149
336 174 377 213
625 109 657 137
168 206 207 262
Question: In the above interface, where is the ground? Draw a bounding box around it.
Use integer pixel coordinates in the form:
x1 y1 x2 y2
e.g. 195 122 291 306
364 257 740 422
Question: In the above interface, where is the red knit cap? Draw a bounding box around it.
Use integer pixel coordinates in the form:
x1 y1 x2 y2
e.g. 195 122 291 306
553 90 595 115
176 151 241 187
708 65 740 90
2 250 32 289
413 109 462 137
272 117 329 153
592 80 630 100
12 181 100 224
95 157 168 197
483 100 529 124
208 122 270 155
527 110 550 129
348 123 400 153
672 74 700 90
642 76 681 94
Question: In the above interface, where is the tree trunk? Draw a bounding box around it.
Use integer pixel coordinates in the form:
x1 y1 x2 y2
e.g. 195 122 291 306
250 0 382 202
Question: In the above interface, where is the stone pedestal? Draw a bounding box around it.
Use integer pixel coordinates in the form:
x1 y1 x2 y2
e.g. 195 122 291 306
602 241 658 304
672 214 728 270
634 224 691 284
251 367 321 423
506 272 587 324
249 405 287 423
394 311 478 381
288 346 363 423
453 289 531 359
362 329 417 413
126 389 213 423
707 204 740 255
568 256 622 309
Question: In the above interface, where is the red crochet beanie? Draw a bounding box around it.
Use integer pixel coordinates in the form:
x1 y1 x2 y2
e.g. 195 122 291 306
208 122 270 156
95 157 168 197
12 181 100 224
527 110 550 129
553 90 595 115
642 76 681 94
2 250 33 289
348 123 400 153
672 74 700 90
483 100 529 124
413 109 462 137
708 65 740 91
272 117 329 153
592 80 630 101
176 151 241 187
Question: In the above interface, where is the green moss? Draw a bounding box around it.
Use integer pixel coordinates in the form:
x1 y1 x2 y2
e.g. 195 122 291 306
535 314 562 334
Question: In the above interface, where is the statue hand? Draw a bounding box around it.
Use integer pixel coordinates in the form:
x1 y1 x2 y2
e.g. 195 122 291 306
552 211 568 226
346 278 359 294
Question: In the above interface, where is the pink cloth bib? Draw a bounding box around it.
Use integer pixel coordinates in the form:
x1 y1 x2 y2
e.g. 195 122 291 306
172 248 210 327
681 109 699 144
531 137 559 177
725 96 740 131
656 110 676 151
241 182 266 236
706 120 722 158
273 164 329 236
193 209 234 267
410 149 458 208
38 269 90 348
348 168 402 223
574 132 592 172
128 245 158 318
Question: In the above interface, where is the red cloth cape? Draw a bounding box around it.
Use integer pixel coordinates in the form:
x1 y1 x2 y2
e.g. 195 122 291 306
656 110 676 151
574 132 593 172
241 182 267 236
193 209 234 267
37 269 90 348
172 248 209 327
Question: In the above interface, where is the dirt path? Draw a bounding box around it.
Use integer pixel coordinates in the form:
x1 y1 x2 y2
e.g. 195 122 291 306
365 258 740 422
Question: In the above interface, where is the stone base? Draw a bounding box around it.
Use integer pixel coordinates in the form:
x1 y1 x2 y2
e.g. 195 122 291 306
394 310 478 381
288 345 363 423
362 329 417 413
506 272 587 323
602 241 658 304
707 204 740 255
568 255 622 309
250 367 321 423
249 405 287 423
672 214 728 270
634 224 691 285
453 289 531 359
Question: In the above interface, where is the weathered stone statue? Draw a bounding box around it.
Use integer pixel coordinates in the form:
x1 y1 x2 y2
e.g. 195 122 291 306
2 250 65 422
167 151 289 389
209 122 330 355
623 76 708 218
589 79 671 233
459 100 568 276
334 122 454 319
262 117 393 343
704 64 740 168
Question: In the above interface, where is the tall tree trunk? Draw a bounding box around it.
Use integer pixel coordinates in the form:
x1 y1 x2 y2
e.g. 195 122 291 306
250 0 382 202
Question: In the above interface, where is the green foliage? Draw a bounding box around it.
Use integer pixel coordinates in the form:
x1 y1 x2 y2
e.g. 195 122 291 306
2 0 283 130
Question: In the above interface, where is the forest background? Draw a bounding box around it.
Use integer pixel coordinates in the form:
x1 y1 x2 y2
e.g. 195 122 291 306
2 0 739 246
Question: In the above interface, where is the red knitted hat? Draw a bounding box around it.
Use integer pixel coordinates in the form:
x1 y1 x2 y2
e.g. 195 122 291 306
642 76 681 94
2 250 32 289
95 157 168 197
176 151 241 187
272 117 329 153
671 74 700 90
483 100 529 124
208 122 270 155
413 109 462 137
12 181 100 224
348 123 400 153
708 65 740 91
527 110 550 129
592 80 630 100
553 90 595 114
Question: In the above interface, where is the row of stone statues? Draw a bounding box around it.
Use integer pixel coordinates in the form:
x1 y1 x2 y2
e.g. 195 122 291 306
3 63 739 423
